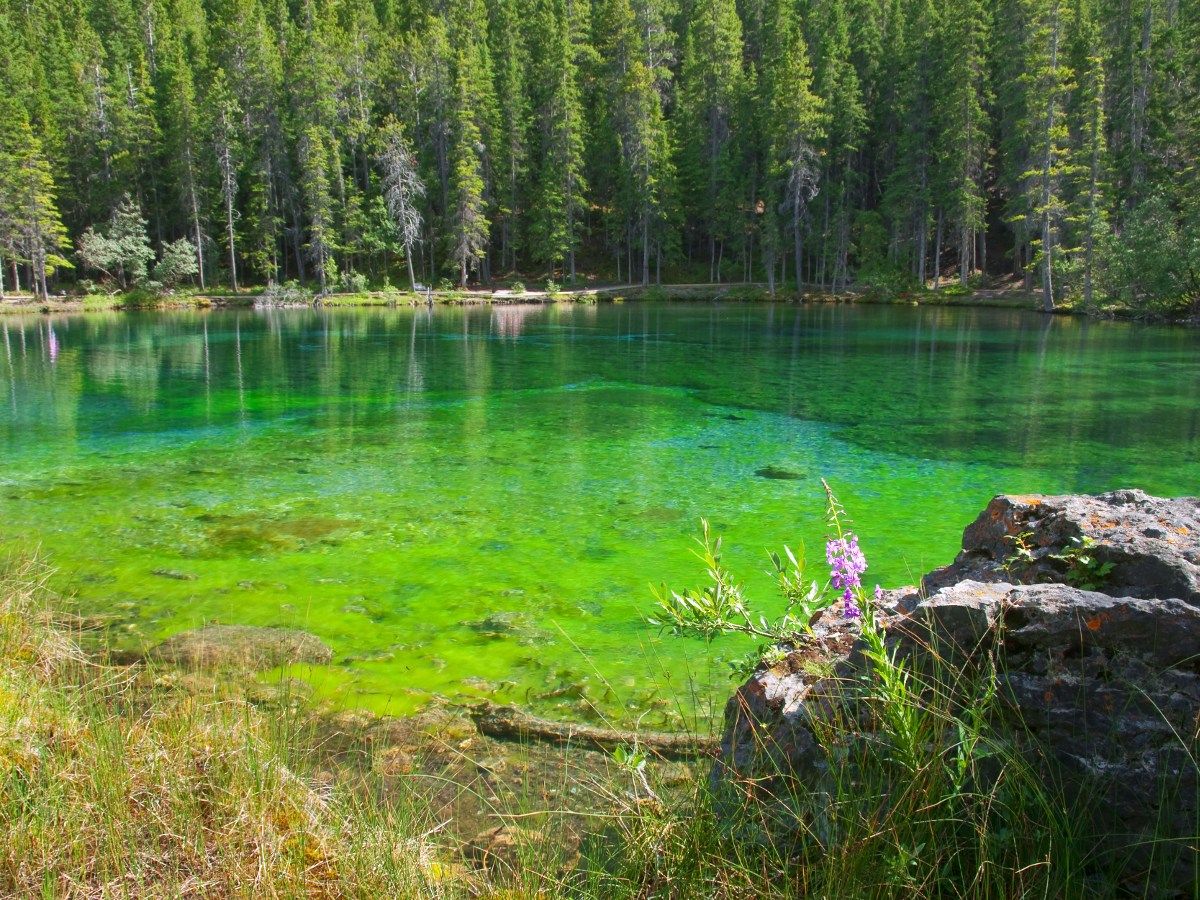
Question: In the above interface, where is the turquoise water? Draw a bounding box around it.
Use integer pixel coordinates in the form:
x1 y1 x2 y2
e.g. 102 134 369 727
2 303 1197 728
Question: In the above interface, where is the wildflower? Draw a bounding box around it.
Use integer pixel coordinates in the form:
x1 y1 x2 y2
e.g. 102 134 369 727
826 533 867 619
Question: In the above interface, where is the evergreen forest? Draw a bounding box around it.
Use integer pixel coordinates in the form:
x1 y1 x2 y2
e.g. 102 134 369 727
1 0 1198 312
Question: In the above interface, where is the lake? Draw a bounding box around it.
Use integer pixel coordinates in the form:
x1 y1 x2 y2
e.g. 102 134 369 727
2 302 1198 729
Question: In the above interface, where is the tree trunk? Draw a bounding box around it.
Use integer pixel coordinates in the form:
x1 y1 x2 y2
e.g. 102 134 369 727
225 195 238 291
960 223 970 286
1039 3 1061 313
793 194 803 292
187 152 206 290
641 216 649 286
406 241 417 291
933 208 943 290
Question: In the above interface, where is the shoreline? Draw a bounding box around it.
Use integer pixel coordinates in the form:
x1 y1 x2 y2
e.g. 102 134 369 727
2 284 1194 325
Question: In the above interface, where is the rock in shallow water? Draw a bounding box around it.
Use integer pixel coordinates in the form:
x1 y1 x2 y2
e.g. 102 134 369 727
150 624 333 670
754 465 805 481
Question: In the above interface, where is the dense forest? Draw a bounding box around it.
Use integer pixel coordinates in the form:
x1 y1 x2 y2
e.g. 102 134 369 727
0 0 1197 311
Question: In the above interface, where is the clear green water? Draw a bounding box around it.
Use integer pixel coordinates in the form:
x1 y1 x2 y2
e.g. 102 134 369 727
2 303 1198 728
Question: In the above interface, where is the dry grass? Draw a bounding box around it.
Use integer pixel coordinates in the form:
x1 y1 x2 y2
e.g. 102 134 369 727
0 556 468 898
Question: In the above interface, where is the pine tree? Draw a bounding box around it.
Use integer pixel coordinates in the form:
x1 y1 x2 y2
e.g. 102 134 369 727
598 0 677 284
299 126 336 292
761 0 823 292
0 98 71 299
1065 0 1108 306
447 59 489 287
1020 0 1073 311
488 0 530 271
811 0 866 290
209 69 241 290
934 0 990 285
528 0 588 280
676 0 748 282
158 37 208 288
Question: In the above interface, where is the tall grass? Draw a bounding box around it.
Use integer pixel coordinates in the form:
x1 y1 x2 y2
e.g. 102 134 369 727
575 642 1104 899
2 552 1194 898
0 556 464 897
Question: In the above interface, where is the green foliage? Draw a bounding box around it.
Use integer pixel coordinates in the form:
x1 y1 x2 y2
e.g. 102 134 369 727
153 238 200 288
340 271 369 294
649 515 836 646
1003 530 1037 575
1050 535 1115 590
1098 192 1200 315
77 196 156 290
1 0 1198 309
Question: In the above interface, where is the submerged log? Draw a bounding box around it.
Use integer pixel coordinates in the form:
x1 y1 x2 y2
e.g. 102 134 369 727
469 702 715 760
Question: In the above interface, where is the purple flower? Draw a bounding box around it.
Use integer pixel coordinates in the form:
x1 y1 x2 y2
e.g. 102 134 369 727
827 533 867 620
874 584 884 605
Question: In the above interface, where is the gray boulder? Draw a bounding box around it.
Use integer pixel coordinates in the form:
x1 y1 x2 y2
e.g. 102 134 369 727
923 489 1200 602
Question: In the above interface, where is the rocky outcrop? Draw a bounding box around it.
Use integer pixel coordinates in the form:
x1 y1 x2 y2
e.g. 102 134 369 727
717 490 1200 886
150 624 333 670
922 489 1200 602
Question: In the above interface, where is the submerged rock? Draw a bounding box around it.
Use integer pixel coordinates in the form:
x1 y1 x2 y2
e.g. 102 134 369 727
460 611 549 645
150 624 333 670
754 465 805 481
716 489 1200 888
151 567 198 581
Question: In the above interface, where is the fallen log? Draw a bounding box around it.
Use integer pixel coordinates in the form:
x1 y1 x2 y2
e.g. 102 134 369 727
468 702 715 760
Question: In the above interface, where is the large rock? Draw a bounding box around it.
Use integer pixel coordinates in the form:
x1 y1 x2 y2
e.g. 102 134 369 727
150 625 333 670
716 490 1200 887
923 489 1200 602
900 581 1200 844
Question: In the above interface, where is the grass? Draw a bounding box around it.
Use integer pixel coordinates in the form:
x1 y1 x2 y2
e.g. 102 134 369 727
1 554 1195 897
0 556 463 897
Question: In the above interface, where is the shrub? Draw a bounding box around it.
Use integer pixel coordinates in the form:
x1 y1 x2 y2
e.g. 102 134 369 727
153 238 200 288
509 280 525 294
1098 192 1200 315
340 270 369 294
